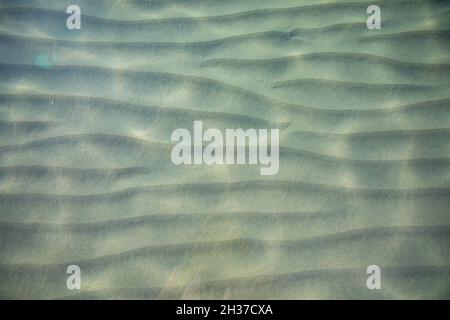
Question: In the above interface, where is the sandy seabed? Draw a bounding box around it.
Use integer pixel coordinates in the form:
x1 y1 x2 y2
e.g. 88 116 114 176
0 0 449 299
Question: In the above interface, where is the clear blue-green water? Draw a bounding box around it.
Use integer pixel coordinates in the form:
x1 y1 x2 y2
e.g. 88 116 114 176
0 0 449 299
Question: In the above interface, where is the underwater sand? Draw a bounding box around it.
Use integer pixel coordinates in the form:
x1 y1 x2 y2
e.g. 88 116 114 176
0 0 449 299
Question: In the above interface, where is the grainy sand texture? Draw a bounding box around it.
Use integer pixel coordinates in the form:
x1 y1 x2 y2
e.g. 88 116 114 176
0 0 449 299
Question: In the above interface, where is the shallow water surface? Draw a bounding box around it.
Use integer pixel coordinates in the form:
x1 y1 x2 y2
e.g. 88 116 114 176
0 0 449 299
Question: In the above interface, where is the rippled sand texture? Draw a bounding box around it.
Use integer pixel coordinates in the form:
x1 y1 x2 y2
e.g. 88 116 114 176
0 0 449 299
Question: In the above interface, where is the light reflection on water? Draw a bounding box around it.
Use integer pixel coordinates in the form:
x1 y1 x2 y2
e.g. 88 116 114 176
0 0 449 299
